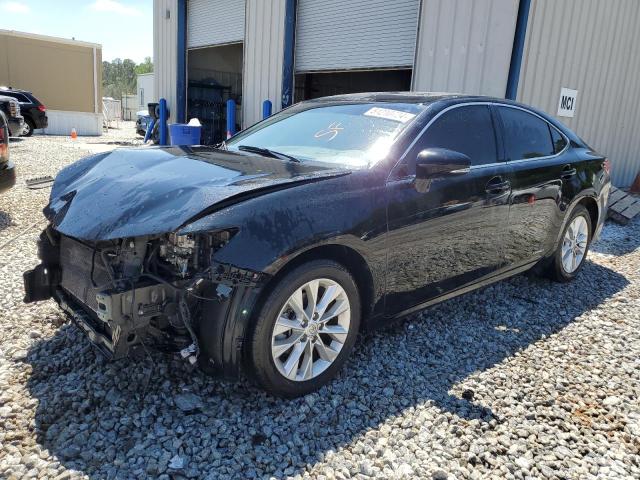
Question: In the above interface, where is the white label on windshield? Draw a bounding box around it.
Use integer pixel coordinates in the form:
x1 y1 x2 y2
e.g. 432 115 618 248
364 107 416 123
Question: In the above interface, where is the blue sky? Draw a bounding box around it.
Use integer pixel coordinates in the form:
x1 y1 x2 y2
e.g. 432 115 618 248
1 0 153 63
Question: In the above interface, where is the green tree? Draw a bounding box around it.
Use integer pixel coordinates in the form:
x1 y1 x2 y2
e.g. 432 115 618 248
135 57 154 75
102 58 153 100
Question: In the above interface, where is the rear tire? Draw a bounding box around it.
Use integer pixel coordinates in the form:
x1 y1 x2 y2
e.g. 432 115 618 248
249 259 361 398
547 205 592 282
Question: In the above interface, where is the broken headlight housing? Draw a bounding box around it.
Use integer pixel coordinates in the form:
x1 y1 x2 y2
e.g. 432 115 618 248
158 230 237 278
159 233 197 277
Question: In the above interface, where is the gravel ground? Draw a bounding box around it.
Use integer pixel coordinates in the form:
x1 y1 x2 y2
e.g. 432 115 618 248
1 131 639 480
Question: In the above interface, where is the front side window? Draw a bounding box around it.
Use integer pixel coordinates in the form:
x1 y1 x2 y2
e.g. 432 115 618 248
498 107 556 160
414 105 498 167
226 103 428 168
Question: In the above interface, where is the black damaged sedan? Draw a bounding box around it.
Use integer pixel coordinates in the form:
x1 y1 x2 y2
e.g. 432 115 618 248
24 93 610 397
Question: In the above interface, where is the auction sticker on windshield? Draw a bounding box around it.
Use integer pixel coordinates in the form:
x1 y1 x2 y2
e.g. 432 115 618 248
364 107 416 123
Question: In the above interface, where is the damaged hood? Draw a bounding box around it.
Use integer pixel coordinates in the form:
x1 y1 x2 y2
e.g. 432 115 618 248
45 146 349 241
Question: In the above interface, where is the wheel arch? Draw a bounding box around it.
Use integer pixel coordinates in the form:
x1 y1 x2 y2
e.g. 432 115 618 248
553 193 600 250
257 243 376 326
577 196 599 235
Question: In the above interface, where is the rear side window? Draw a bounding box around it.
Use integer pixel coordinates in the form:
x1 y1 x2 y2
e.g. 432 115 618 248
3 92 30 103
418 105 498 166
498 107 555 160
550 126 567 153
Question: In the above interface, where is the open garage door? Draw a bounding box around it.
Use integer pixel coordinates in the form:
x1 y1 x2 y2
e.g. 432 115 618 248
295 0 420 72
187 0 245 49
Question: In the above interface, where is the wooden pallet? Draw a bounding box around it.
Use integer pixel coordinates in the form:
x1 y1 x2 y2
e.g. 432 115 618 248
608 186 640 224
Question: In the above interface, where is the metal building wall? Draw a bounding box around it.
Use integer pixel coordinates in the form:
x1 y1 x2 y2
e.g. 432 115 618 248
412 0 519 97
154 0 178 117
517 0 640 187
242 0 286 128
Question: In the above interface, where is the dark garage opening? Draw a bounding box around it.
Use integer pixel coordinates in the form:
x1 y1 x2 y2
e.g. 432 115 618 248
187 43 243 145
294 69 412 102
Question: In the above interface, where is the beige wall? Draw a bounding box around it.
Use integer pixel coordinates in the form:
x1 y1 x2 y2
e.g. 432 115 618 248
0 32 101 113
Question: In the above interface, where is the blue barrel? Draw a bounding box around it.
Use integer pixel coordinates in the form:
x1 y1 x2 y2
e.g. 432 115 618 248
169 123 202 146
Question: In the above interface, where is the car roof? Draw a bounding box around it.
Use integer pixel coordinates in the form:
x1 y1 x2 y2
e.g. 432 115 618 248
303 91 515 104
0 87 32 94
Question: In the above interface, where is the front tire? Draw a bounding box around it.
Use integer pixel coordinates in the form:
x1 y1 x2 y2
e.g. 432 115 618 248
249 260 361 398
22 118 35 137
548 204 592 282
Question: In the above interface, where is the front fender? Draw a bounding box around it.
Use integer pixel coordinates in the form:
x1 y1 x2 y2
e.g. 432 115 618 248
179 170 388 276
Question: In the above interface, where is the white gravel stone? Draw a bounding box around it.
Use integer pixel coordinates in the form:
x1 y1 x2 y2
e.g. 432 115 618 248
1 128 639 479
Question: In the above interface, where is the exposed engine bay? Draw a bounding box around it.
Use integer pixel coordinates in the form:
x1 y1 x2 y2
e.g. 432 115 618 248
24 226 263 371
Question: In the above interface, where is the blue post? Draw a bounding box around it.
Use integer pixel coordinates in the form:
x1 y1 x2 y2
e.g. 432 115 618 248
159 98 168 146
226 99 236 139
176 0 187 123
281 0 297 108
262 100 272 119
143 118 156 144
505 0 532 100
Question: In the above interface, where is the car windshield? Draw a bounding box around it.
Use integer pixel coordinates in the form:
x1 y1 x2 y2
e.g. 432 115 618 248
226 102 427 168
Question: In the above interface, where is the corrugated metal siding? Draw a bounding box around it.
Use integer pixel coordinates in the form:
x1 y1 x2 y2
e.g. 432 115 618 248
187 0 245 49
412 0 519 97
154 0 178 116
243 0 285 128
295 0 420 72
517 0 640 187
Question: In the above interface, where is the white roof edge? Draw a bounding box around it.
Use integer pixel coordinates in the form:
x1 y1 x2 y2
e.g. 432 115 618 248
137 72 155 77
0 29 102 49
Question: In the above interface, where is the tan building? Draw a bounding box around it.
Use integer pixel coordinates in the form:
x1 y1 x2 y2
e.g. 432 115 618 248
0 30 103 136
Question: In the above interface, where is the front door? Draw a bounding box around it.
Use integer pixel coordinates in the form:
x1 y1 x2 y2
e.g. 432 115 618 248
385 104 511 314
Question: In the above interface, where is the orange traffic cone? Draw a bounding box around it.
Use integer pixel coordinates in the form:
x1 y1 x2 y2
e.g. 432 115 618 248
71 128 78 140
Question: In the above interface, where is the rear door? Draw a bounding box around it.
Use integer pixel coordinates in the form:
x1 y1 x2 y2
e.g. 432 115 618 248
496 105 571 267
385 104 511 313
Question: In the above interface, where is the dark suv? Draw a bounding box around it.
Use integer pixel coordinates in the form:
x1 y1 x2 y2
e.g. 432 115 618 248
0 111 15 193
0 95 25 137
0 88 48 136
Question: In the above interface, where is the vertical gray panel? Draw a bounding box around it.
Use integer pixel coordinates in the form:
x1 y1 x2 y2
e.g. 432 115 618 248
518 0 640 186
243 0 285 128
295 0 420 72
154 0 178 113
187 0 245 48
412 0 519 97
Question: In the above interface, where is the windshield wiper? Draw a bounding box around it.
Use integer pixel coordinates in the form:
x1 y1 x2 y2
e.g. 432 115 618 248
238 145 301 163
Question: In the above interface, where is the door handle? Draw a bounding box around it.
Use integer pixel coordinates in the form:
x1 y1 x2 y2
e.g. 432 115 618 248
485 177 511 194
561 165 577 180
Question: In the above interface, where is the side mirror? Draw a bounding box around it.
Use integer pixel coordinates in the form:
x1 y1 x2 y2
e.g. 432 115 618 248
415 148 471 180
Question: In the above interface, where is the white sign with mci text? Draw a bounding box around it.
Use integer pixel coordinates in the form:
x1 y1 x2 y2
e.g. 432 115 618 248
557 87 578 118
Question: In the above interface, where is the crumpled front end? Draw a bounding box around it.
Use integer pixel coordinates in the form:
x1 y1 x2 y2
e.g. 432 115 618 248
24 225 267 377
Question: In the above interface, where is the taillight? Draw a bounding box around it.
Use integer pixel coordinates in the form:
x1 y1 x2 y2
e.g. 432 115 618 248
38 105 46 112
0 127 7 159
603 159 611 175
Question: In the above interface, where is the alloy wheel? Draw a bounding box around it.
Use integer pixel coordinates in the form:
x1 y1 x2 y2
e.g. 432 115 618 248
22 123 31 136
561 215 589 273
271 278 351 381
